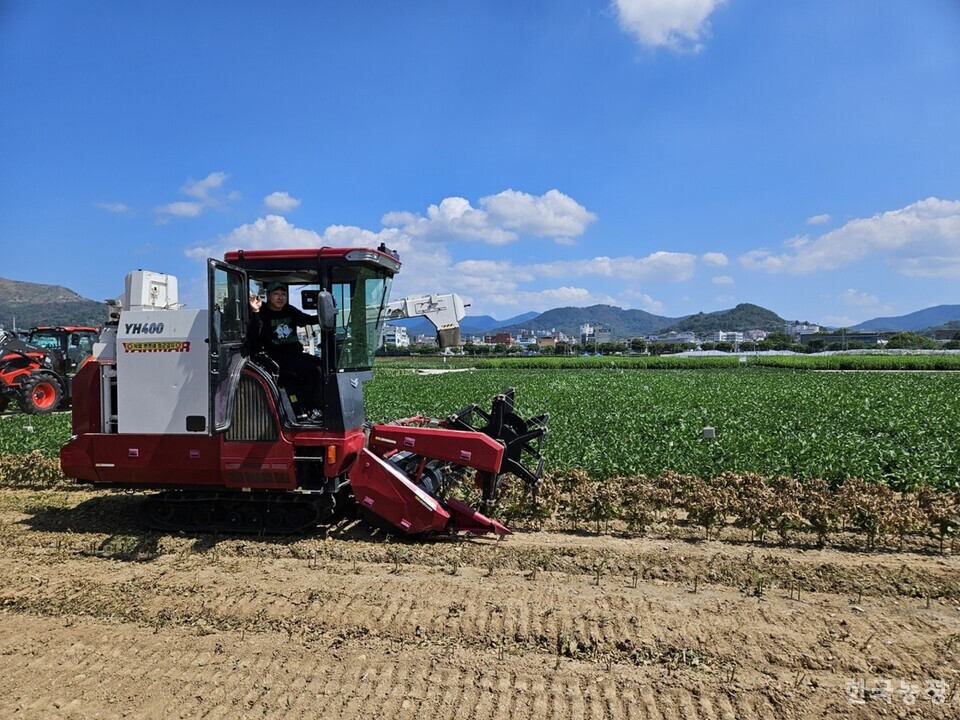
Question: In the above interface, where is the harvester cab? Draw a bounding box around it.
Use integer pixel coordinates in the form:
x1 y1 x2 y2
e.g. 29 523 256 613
220 245 403 432
60 245 548 538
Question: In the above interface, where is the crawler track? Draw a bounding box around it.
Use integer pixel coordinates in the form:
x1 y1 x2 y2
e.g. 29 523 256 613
138 490 336 534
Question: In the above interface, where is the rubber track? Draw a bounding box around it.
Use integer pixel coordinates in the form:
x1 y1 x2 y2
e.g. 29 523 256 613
137 490 330 534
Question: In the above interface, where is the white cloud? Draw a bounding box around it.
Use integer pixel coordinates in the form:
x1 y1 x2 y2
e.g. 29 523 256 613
807 213 831 225
157 171 237 222
182 188 697 317
739 197 960 277
621 288 665 312
612 0 727 52
434 254 680 314
382 189 596 245
264 191 301 212
530 251 697 282
840 288 879 307
186 187 592 311
158 201 204 219
453 259 534 283
739 249 789 272
322 224 410 252
436 250 693 314
711 275 734 285
715 294 735 304
185 215 323 259
702 252 728 266
183 172 227 200
96 202 132 214
186 216 414 260
388 243 455 299
481 189 597 239
185 214 447 302
383 196 515 244
487 287 618 313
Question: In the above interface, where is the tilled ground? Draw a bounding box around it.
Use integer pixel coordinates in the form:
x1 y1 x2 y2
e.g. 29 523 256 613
0 488 958 719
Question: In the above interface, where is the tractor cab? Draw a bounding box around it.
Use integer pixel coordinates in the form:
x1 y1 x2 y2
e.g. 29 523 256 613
27 326 100 377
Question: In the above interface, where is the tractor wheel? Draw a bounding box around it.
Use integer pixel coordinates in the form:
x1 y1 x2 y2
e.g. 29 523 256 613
18 374 63 415
0 396 9 413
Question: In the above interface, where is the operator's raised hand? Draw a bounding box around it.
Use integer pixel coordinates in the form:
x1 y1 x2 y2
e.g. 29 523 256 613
249 293 262 313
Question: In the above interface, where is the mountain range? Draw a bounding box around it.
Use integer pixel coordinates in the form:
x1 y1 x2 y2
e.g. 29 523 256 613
852 305 960 333
406 302 960 341
493 302 792 338
2 276 958 339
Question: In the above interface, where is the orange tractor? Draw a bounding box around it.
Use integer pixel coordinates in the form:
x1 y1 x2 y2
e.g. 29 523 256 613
0 326 100 414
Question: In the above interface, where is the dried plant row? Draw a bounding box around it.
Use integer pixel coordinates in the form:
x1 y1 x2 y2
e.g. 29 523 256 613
1 452 957 552
512 469 960 553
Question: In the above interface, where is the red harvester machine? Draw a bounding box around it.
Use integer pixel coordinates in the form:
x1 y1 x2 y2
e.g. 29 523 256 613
60 246 547 536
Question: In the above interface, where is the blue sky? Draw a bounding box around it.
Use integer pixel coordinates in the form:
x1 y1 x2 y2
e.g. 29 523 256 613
2 1 958 327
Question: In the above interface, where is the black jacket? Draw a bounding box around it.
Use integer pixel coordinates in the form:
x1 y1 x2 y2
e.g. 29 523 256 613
249 305 318 361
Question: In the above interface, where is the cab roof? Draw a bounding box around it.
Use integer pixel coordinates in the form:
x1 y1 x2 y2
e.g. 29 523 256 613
224 246 401 273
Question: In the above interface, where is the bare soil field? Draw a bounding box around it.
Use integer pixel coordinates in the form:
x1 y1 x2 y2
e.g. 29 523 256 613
0 487 958 719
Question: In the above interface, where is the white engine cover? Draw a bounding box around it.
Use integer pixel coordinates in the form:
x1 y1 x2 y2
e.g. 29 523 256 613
116 309 209 434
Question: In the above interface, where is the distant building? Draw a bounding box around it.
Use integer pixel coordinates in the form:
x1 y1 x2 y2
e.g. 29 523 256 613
381 324 410 348
484 332 515 345
412 333 437 347
580 323 612 345
649 332 697 345
786 322 820 339
711 331 744 344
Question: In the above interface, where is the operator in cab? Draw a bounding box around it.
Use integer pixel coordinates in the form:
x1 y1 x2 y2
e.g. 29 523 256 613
248 281 323 422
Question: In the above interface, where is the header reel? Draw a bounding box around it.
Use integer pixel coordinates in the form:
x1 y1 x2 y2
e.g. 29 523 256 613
445 387 549 507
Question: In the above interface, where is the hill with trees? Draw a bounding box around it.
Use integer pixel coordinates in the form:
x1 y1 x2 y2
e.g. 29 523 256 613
660 303 788 335
496 304 682 338
0 277 106 330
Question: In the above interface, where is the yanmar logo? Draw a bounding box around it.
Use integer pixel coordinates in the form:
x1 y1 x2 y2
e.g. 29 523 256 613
123 341 191 353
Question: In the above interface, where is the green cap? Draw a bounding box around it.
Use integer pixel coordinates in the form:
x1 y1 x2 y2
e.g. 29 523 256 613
265 281 287 293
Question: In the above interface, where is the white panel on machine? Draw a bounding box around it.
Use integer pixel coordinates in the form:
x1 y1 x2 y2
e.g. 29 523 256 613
116 309 209 434
124 270 179 311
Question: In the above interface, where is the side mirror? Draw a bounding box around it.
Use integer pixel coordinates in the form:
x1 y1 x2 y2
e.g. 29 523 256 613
317 291 337 330
301 289 337 330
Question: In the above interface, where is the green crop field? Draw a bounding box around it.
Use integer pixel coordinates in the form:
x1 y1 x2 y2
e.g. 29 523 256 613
3 366 958 491
366 367 960 491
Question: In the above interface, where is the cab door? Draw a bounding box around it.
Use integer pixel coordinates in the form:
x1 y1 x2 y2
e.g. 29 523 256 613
208 259 248 433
